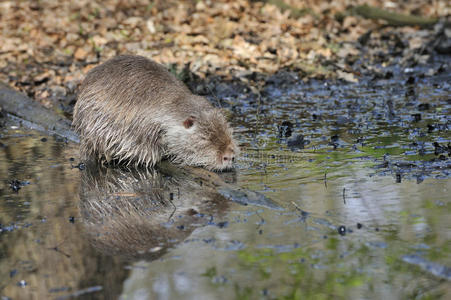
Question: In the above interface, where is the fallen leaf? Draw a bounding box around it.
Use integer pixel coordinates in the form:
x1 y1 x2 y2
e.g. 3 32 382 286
74 47 88 60
337 70 358 83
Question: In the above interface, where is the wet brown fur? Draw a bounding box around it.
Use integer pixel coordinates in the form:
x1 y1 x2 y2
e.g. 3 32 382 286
73 55 238 170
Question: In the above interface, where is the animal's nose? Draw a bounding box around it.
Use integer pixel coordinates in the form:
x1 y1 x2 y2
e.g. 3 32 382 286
223 150 235 163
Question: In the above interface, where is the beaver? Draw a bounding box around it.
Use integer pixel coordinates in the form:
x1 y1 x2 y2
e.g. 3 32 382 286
73 55 238 170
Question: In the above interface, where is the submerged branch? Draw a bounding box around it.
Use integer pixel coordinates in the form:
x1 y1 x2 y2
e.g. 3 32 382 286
0 82 79 142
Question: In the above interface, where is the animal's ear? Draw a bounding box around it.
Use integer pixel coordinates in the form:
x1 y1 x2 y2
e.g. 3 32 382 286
183 116 196 129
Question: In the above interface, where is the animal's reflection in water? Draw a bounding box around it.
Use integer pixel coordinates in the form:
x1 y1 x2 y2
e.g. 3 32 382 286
79 161 233 261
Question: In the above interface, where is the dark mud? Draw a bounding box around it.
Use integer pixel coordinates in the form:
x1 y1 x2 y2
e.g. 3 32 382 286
218 56 450 184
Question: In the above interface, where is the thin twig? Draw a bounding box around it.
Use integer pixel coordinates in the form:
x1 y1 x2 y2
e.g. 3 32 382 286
324 172 327 188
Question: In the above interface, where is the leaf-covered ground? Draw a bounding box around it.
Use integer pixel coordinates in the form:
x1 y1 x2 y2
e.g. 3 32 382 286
0 0 449 110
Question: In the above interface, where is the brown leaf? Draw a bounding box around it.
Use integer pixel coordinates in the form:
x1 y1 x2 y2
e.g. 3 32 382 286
74 48 88 60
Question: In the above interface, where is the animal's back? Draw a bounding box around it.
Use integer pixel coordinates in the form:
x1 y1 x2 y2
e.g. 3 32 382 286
77 55 190 109
73 56 189 165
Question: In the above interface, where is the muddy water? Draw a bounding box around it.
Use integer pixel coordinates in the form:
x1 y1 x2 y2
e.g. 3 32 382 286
0 74 450 299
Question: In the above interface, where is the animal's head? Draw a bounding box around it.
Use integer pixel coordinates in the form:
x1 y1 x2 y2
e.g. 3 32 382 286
165 108 239 171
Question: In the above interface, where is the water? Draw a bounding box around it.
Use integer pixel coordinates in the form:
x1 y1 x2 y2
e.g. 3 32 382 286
0 73 450 299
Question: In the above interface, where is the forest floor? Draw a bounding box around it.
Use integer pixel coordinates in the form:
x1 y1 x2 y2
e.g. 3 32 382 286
0 0 449 114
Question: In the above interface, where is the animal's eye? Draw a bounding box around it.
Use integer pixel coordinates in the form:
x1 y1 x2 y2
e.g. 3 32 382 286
183 116 196 129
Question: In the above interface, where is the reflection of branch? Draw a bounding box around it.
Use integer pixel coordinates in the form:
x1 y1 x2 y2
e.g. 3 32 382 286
255 211 265 230
353 5 438 28
291 201 302 212
48 238 71 258
324 172 327 189
253 84 262 147
167 189 178 221
56 285 103 300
